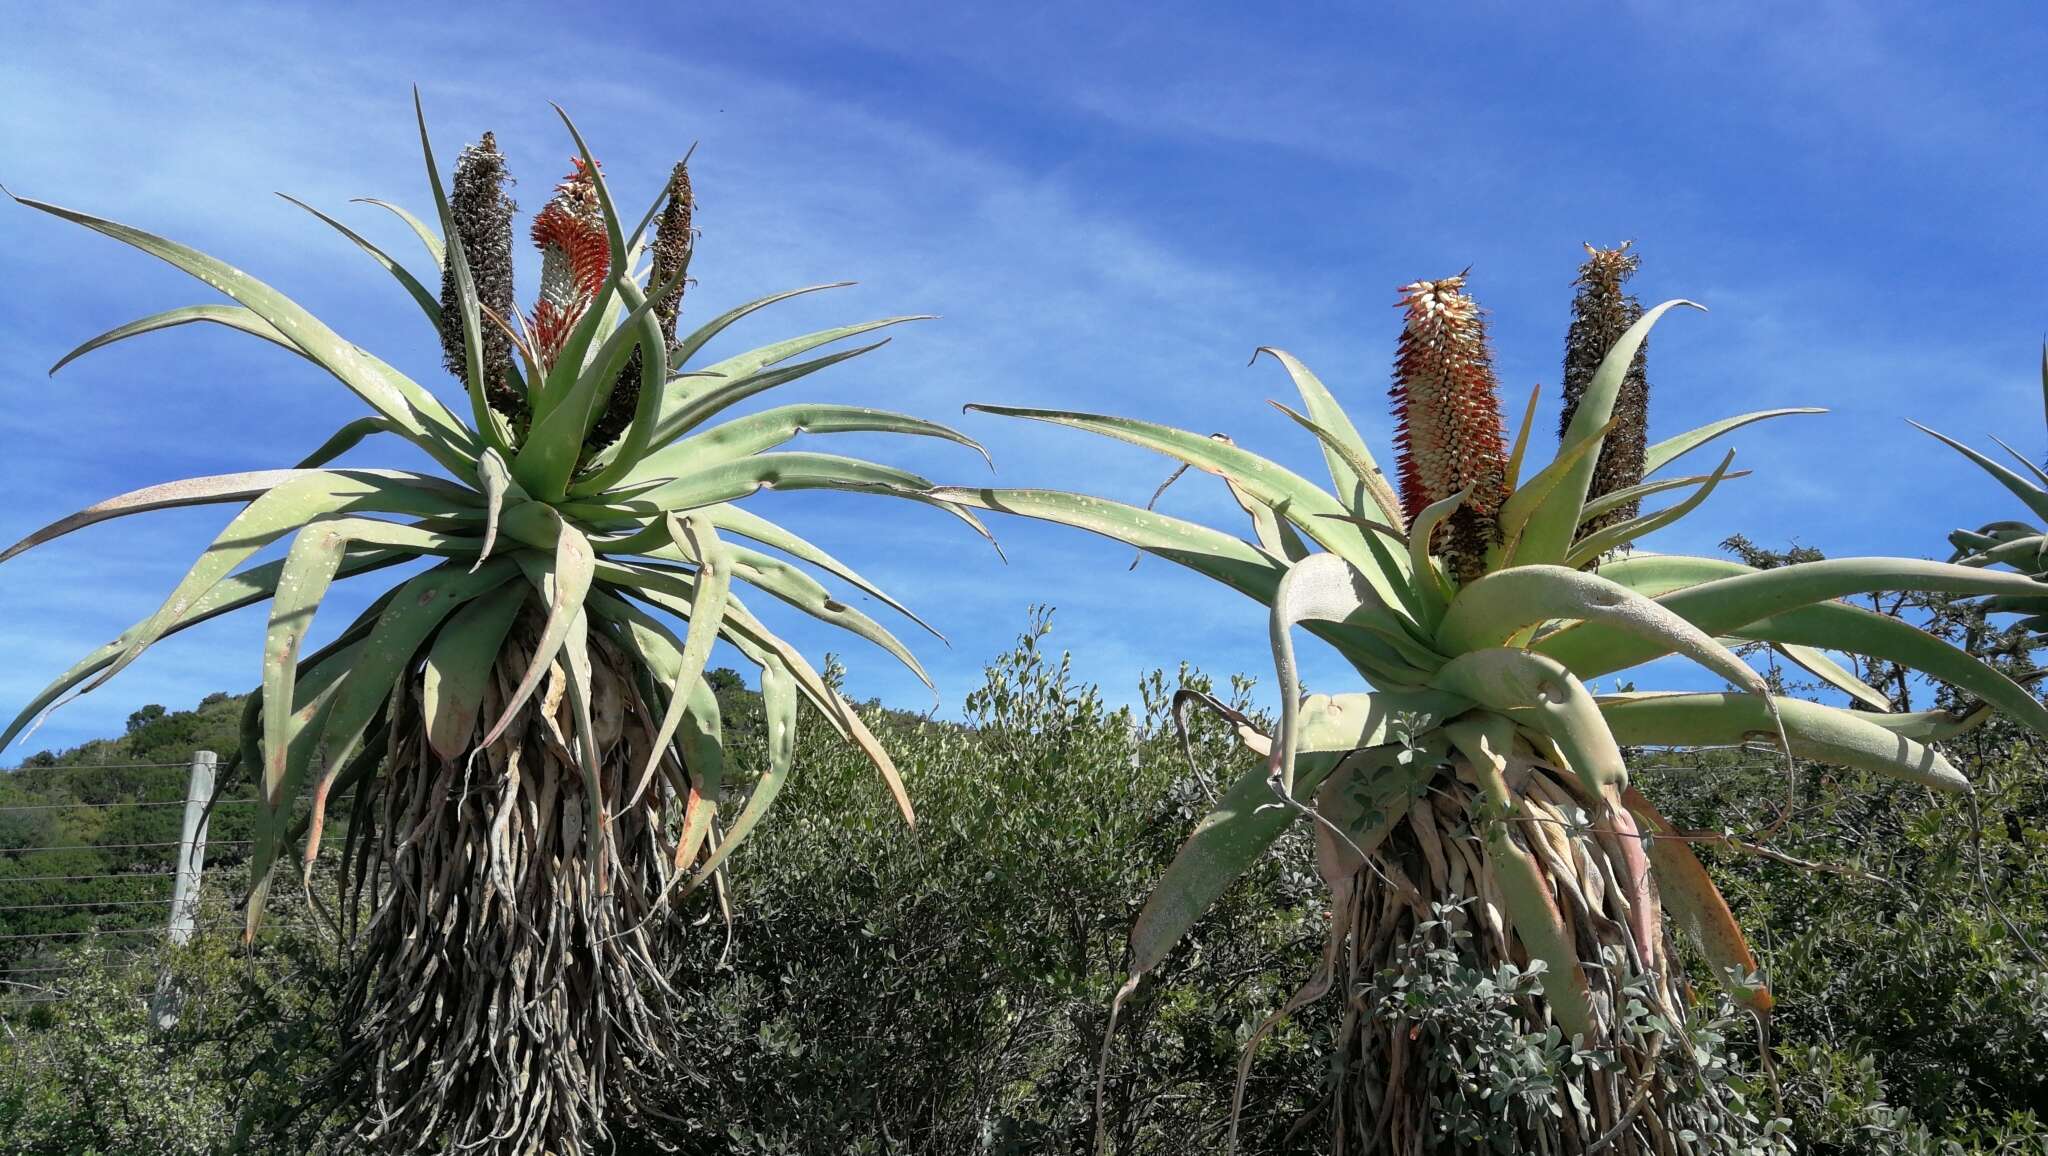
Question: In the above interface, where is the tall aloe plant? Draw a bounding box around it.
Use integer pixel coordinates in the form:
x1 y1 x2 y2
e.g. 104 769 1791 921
2 98 986 1155
951 272 2048 1153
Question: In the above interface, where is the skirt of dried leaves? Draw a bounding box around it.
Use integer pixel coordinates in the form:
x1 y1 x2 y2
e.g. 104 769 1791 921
328 613 701 1156
1274 759 1764 1155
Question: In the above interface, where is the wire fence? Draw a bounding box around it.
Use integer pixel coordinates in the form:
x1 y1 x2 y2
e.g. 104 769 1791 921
0 752 349 1009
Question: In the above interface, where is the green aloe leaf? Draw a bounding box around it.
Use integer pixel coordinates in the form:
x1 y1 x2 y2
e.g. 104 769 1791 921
1256 347 1406 532
1578 468 1753 526
690 656 797 884
637 515 732 795
648 317 932 446
350 197 442 269
7 189 481 479
1598 692 1966 791
695 503 941 640
1641 408 1824 477
1770 642 1893 712
1431 647 1625 797
1563 449 1737 567
622 403 989 489
423 581 529 761
48 304 304 376
481 514 595 746
1515 300 1701 566
277 193 438 323
1912 420 2048 525
295 418 400 469
963 404 1407 604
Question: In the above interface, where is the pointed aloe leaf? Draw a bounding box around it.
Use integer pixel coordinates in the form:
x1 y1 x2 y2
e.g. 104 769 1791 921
1219 461 1313 563
481 514 595 746
518 271 677 496
3 469 297 563
1436 564 1772 706
49 304 304 376
246 645 357 930
587 591 725 862
666 283 843 371
1731 600 2048 739
1257 347 1406 532
690 657 796 884
1271 553 1444 791
1503 383 1541 492
1642 408 1825 477
1518 300 1702 564
85 473 479 696
1404 487 1468 629
310 559 520 850
1563 450 1738 567
1541 557 2048 680
1987 433 2048 490
651 541 931 691
350 198 442 269
261 516 476 805
471 448 520 572
1771 642 1892 712
1579 467 1753 526
696 502 941 640
1961 534 2048 572
965 404 1407 608
552 605 607 872
636 514 732 794
1622 787 1772 1013
1127 745 1408 982
626 403 990 488
1602 692 1966 791
603 452 935 528
1443 715 1600 1040
296 418 399 469
423 581 528 760
1492 416 1617 565
649 316 932 445
930 486 1286 602
1914 420 2048 525
8 189 480 478
0 551 405 753
277 193 437 323
1432 647 1625 796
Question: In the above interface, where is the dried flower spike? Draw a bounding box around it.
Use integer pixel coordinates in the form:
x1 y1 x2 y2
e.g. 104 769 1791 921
439 132 521 424
1559 241 1650 537
1390 273 1509 583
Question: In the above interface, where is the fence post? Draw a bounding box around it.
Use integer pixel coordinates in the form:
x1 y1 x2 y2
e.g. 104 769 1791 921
151 749 215 1031
166 749 216 946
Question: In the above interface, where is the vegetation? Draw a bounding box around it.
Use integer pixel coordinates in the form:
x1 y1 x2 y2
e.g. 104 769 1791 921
948 258 2048 1152
3 98 988 1155
4 607 2047 1153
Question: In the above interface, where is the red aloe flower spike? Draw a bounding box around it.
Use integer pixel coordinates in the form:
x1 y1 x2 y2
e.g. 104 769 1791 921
528 156 610 369
1389 272 1509 583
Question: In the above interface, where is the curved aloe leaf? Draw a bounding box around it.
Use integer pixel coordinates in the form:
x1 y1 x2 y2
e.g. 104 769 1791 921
350 197 442 268
690 656 796 884
636 515 732 795
480 514 595 746
1516 300 1702 566
49 304 303 376
1563 449 1738 567
7 189 480 478
1598 692 1967 791
1444 715 1599 1040
1431 647 1624 796
626 403 989 487
423 581 529 761
697 503 941 640
1642 408 1824 477
1256 347 1405 532
277 193 438 323
1771 642 1892 712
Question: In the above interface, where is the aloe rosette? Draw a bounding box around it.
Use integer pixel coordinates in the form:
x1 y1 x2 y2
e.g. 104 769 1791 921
952 275 2048 1152
2 98 985 1155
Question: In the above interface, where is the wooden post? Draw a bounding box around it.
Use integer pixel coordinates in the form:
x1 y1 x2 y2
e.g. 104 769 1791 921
166 750 215 945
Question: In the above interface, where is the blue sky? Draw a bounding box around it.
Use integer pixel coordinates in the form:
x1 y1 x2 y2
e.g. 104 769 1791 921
1 1 2045 757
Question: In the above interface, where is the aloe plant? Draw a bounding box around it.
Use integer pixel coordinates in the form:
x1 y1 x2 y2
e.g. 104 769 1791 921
953 272 2048 1153
2 97 986 1155
1926 346 2048 598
